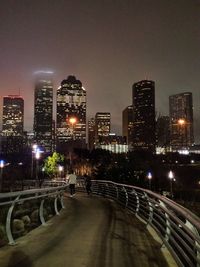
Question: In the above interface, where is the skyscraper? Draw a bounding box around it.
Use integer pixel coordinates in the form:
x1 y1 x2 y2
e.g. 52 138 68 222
95 112 111 145
56 75 86 151
122 105 133 148
34 77 53 153
2 95 24 153
156 115 170 149
169 92 194 150
2 95 24 136
132 80 156 151
88 118 95 151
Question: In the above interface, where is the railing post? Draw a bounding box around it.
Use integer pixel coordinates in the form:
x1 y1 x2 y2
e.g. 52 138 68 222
6 195 20 245
54 196 60 215
39 199 46 226
144 192 154 225
185 220 200 267
159 200 171 242
60 194 65 209
131 189 140 213
115 185 119 200
123 186 128 207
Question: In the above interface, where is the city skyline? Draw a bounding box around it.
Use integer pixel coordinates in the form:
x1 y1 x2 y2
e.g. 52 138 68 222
0 1 200 140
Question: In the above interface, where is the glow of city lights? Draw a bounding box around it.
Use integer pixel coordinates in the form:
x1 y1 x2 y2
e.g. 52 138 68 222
178 119 186 125
69 117 77 125
58 165 64 172
168 170 174 180
0 160 5 168
147 172 152 180
34 70 54 75
35 149 41 160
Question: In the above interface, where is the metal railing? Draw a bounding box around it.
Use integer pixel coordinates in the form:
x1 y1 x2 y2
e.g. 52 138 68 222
91 180 200 267
0 182 68 245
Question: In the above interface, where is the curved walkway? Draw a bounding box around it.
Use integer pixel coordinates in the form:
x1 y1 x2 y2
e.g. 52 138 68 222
0 193 177 267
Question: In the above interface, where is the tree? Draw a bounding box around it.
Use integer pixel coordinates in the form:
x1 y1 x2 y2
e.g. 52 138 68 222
44 152 64 178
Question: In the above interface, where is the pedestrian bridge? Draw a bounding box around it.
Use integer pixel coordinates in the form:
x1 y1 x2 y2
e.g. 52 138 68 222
0 180 199 267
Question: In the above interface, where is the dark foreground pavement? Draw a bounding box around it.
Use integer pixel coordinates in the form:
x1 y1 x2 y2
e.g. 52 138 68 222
0 193 177 267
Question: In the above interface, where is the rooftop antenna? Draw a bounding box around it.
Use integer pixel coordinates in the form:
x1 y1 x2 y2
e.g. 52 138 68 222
18 88 21 96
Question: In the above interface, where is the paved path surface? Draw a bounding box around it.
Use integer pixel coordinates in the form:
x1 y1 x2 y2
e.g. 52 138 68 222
0 193 177 267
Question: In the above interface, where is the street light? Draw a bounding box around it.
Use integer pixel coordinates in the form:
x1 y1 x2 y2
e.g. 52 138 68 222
31 144 38 179
35 148 41 187
168 170 175 198
147 172 152 190
0 160 5 192
58 165 64 178
68 116 78 167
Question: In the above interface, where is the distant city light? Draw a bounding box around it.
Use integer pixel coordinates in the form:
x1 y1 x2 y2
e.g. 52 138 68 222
69 117 77 125
34 70 54 75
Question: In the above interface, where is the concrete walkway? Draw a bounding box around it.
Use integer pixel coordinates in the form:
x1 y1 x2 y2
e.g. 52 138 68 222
0 193 177 267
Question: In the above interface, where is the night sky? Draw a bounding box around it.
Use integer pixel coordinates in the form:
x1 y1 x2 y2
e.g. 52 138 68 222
0 0 200 141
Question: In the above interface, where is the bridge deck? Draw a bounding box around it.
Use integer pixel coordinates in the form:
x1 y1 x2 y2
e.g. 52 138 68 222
0 193 177 267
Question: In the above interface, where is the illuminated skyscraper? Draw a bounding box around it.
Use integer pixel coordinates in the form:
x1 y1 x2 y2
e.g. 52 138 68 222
88 118 95 151
122 105 133 148
95 112 111 144
2 95 24 153
2 95 24 136
34 78 53 153
132 80 156 151
56 75 86 151
169 92 194 150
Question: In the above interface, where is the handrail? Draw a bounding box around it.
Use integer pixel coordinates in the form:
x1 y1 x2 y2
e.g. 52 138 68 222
0 181 68 245
91 180 200 267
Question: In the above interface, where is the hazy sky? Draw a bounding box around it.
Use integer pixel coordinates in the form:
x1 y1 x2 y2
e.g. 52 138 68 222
0 0 200 140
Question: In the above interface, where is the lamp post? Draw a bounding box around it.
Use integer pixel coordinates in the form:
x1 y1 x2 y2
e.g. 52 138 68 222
68 117 77 168
58 165 64 179
35 148 41 187
147 172 152 190
168 170 175 198
0 160 5 192
31 144 38 179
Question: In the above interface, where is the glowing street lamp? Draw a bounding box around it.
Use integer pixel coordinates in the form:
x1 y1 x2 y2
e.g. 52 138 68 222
58 165 64 178
31 144 38 179
168 170 175 198
147 172 152 190
35 148 41 186
0 160 5 192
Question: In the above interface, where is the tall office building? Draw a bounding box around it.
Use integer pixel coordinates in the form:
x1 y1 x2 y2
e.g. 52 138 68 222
56 75 86 151
88 118 95 151
2 95 24 153
132 80 156 151
34 77 53 153
156 115 170 149
2 95 24 136
169 92 194 150
95 112 111 145
122 105 133 148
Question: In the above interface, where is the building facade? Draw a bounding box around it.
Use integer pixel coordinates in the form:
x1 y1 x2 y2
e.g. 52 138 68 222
156 115 170 152
2 95 24 136
88 118 95 151
132 80 156 151
56 75 86 151
95 112 111 145
169 92 194 150
122 105 133 148
2 95 24 153
34 78 53 153
98 134 128 153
